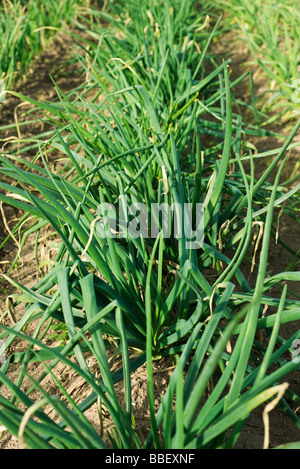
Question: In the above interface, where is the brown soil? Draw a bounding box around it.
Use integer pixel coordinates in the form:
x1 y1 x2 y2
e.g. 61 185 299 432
0 24 300 450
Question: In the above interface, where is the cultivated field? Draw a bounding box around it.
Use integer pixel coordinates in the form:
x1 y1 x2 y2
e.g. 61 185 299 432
0 0 299 450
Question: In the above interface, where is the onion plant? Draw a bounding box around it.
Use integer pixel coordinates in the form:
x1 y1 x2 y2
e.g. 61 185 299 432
0 0 300 450
207 0 300 122
0 0 88 90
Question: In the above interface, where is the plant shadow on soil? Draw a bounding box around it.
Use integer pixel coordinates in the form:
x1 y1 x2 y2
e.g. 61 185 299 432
0 25 300 449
